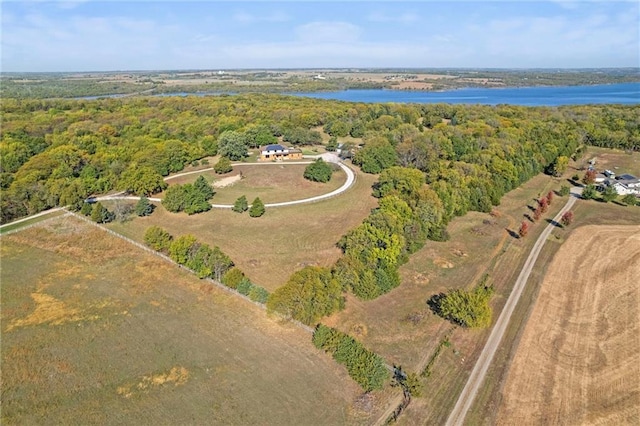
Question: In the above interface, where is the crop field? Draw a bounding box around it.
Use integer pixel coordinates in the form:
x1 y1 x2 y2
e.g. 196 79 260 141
106 165 378 291
496 225 640 425
0 217 381 425
164 163 347 204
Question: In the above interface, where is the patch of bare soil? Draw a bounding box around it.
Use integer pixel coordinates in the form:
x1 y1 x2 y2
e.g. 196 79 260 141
497 225 640 425
212 174 241 188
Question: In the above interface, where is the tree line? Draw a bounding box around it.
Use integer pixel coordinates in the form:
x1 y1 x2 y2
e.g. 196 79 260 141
143 225 269 303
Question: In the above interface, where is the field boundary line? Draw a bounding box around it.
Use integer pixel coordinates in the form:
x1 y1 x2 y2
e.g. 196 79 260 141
445 189 580 426
0 211 73 236
62 210 317 333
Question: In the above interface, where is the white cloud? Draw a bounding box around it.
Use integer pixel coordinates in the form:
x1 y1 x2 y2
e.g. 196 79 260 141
295 21 361 43
232 11 290 24
366 12 420 23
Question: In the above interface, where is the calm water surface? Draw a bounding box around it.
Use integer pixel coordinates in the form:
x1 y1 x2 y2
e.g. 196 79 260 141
289 83 640 106
83 82 639 106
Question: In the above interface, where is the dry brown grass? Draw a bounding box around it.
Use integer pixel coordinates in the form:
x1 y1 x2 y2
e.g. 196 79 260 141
163 163 347 204
496 225 640 425
1 217 380 425
107 165 378 291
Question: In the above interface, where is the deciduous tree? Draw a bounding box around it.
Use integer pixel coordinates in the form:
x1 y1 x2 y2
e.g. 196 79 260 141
561 210 574 226
303 158 333 183
267 266 343 325
518 221 529 238
214 157 233 174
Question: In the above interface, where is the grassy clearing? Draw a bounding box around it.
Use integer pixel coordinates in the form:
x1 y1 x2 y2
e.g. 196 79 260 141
1 216 384 425
106 165 378 291
163 163 346 204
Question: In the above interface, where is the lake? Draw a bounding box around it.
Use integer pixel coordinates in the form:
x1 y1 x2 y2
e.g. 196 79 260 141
82 82 639 106
288 83 640 106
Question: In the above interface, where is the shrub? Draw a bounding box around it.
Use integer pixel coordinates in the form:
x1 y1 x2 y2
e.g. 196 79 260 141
214 157 233 174
558 185 570 196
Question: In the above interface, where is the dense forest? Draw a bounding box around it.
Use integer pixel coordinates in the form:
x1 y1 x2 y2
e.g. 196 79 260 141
2 93 639 318
2 94 638 226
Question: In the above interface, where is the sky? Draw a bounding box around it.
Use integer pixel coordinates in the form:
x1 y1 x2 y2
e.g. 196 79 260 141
1 1 639 72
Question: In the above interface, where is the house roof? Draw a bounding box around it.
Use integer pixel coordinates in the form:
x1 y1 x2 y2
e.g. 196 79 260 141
617 174 638 181
264 144 285 152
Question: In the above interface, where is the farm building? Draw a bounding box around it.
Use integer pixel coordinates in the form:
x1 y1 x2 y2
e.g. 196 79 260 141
259 144 303 161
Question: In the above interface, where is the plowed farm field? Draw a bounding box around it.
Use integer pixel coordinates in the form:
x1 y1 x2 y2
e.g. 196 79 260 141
497 225 640 425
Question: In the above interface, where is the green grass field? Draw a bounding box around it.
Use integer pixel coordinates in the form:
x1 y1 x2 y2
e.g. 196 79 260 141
1 217 384 425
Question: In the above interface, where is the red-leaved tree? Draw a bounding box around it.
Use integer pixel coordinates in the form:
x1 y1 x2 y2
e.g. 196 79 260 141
539 197 549 213
561 210 574 226
546 191 554 205
583 170 596 185
533 207 542 221
519 221 529 238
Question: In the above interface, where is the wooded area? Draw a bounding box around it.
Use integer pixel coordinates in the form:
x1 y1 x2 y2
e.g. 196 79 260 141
2 95 638 225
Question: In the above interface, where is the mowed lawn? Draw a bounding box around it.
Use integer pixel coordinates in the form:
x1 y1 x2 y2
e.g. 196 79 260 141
0 217 366 425
107 165 379 291
164 163 347 205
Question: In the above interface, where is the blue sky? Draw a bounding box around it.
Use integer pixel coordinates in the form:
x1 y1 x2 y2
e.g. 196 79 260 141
1 1 638 72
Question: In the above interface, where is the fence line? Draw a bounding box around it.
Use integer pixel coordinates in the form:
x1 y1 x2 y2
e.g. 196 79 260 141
0 211 73 236
65 210 315 333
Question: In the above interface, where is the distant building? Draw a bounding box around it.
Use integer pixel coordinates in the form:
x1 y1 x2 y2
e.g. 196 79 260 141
259 144 303 161
599 173 640 195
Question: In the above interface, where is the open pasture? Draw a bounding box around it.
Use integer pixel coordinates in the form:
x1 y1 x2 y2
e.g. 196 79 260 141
164 163 346 204
107 167 378 291
496 225 640 425
0 217 371 425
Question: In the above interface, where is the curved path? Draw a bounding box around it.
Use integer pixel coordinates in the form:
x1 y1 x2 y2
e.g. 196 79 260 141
445 187 581 426
97 155 356 208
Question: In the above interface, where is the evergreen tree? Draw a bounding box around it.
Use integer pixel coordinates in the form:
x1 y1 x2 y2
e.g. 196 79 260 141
249 197 265 217
80 201 93 216
232 195 249 213
90 202 114 223
135 196 155 216
193 175 214 200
